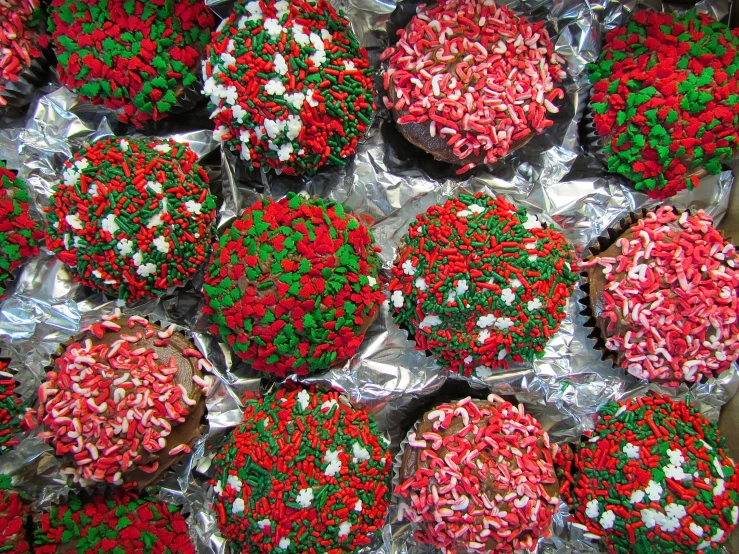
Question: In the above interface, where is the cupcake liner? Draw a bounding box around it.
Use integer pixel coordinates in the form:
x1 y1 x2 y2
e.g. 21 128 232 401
0 49 51 110
33 314 213 490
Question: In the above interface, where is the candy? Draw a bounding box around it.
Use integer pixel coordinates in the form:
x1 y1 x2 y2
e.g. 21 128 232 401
381 0 565 172
34 489 194 554
212 386 391 553
202 0 375 175
45 137 217 303
388 192 577 377
0 0 48 106
49 0 214 126
203 193 384 376
33 311 210 486
0 474 29 553
0 163 43 299
582 206 739 384
397 395 559 553
561 392 739 554
589 10 739 199
0 360 24 455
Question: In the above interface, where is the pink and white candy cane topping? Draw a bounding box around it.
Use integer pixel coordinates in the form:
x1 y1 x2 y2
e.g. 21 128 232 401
582 206 739 385
381 0 566 174
36 310 213 486
396 395 559 553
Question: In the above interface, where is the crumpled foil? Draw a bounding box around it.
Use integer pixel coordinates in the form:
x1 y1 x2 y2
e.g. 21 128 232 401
0 0 736 552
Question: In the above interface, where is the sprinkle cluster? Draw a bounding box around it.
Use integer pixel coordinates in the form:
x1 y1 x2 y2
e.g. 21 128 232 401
381 0 566 174
212 386 391 553
49 0 214 126
0 360 24 455
0 0 48 106
589 10 739 199
389 193 577 377
204 193 384 377
0 474 29 553
397 395 559 553
582 206 739 385
45 137 217 303
34 489 195 553
35 311 213 486
0 163 43 298
203 0 374 175
561 393 739 554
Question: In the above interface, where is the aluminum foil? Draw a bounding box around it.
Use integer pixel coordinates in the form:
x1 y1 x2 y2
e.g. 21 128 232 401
0 0 736 552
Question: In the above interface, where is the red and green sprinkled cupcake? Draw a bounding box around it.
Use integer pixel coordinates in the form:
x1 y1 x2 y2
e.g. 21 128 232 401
0 359 25 455
202 0 375 175
561 392 739 554
49 0 215 127
0 474 29 553
212 385 391 553
0 162 43 299
397 394 560 553
33 489 194 553
45 136 217 303
381 0 566 174
33 311 215 487
588 10 739 200
203 193 384 377
0 0 50 110
581 206 739 385
388 192 577 378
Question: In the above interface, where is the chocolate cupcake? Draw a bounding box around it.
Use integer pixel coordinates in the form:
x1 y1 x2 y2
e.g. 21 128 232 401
587 10 739 199
381 0 566 174
0 163 43 299
0 0 50 110
581 206 739 385
45 137 217 303
561 392 739 554
388 192 577 378
202 0 374 175
34 311 214 487
397 395 560 553
33 489 195 553
48 0 214 127
204 193 384 377
212 386 391 553
0 475 29 553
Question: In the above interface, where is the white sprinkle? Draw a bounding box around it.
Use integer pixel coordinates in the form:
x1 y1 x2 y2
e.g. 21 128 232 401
367 276 377 287
623 443 640 459
146 181 163 194
497 348 507 360
664 464 687 481
478 329 490 344
323 449 342 476
265 78 286 96
354 499 362 512
510 278 522 289
585 499 600 519
245 0 263 20
463 355 473 364
456 210 471 218
285 92 305 110
475 365 493 378
629 489 645 504
477 314 496 328
391 290 405 308
65 214 83 230
101 214 119 235
274 0 289 19
295 487 314 508
120 139 129 152
279 538 290 549
257 519 271 530
527 298 543 311
338 521 351 537
296 389 310 410
263 18 284 39
232 498 245 514
153 144 172 153
500 288 515 305
414 277 427 290
456 279 468 296
185 200 202 215
274 53 288 75
277 143 294 162
402 259 416 275
352 443 370 463
690 522 704 537
714 478 725 496
523 215 542 229
645 480 663 501
213 125 229 142
117 239 133 256
666 449 685 466
152 236 170 254
137 263 157 277
220 52 236 67
419 314 441 329
232 105 247 122
227 475 242 491
468 203 485 214
494 318 514 330
599 510 615 530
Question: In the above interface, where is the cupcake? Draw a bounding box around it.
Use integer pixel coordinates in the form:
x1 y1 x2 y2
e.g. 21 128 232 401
0 162 43 299
588 10 739 199
388 192 577 378
203 0 374 175
381 0 566 174
0 359 25 455
0 0 50 110
45 137 217 303
212 386 392 553
33 489 195 553
34 311 214 487
0 475 29 553
581 206 739 385
561 392 739 554
48 0 214 127
397 395 560 553
204 193 384 377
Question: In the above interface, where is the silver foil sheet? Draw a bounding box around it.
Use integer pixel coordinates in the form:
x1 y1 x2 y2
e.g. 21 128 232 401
0 0 736 552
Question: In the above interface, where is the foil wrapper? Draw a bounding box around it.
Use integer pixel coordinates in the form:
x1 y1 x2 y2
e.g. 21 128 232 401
0 0 736 552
